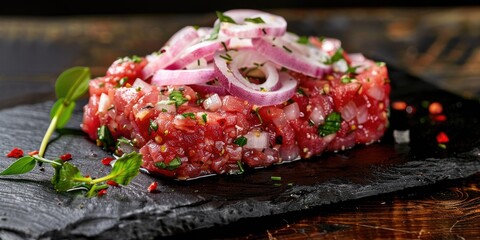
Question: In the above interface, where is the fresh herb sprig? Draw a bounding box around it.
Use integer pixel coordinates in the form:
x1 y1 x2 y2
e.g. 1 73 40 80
0 67 143 197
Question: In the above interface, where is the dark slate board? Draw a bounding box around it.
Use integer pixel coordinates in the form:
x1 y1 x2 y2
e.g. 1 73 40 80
0 67 479 239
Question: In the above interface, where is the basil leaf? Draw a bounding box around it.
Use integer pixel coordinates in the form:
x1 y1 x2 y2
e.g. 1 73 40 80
51 162 84 192
108 152 142 185
55 66 91 102
0 156 36 175
50 98 76 128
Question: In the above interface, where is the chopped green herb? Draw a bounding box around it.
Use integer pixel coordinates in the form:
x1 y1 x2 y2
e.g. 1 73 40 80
116 77 128 88
182 112 196 120
376 61 386 67
346 65 359 74
154 156 182 170
192 25 200 30
297 36 309 45
118 55 142 63
341 75 353 84
262 28 267 35
221 41 228 51
234 136 248 147
282 45 292 53
271 176 282 181
169 90 188 107
318 112 342 137
297 87 306 96
237 160 244 174
220 53 233 61
97 125 116 151
244 17 265 24
216 11 236 24
202 113 208 123
161 108 167 112
206 22 220 40
254 107 263 124
149 119 158 135
323 48 344 65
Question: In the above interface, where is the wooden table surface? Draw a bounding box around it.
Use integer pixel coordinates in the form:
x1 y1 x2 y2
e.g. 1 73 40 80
1 7 479 239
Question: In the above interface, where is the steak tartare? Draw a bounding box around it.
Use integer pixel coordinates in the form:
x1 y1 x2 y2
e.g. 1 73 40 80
82 10 390 179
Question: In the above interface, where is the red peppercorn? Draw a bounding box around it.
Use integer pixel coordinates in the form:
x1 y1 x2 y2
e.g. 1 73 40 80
436 132 449 144
97 189 107 197
60 153 72 161
101 157 115 166
106 180 119 187
6 148 24 158
148 182 158 193
28 150 39 156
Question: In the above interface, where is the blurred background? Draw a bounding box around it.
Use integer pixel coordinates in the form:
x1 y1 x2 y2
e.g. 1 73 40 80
0 1 479 108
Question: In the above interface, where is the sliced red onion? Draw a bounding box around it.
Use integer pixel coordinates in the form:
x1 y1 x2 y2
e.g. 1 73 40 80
151 66 215 86
214 50 298 106
252 37 331 78
309 37 342 53
220 9 287 38
143 26 200 77
244 130 269 149
229 49 280 91
185 58 208 70
167 40 225 70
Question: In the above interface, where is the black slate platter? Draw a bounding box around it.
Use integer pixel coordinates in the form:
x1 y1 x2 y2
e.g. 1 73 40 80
0 66 479 239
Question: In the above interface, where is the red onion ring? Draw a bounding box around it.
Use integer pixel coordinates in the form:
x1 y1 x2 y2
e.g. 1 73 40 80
151 66 215 86
214 50 297 106
167 40 226 70
219 9 287 38
252 36 331 78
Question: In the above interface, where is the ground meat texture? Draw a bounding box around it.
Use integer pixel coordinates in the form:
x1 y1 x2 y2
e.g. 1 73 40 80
82 59 390 180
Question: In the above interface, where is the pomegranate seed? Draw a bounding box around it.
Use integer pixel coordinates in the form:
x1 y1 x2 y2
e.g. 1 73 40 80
6 148 24 158
148 182 158 193
60 153 72 161
97 189 107 197
436 132 449 144
101 157 115 166
106 180 119 187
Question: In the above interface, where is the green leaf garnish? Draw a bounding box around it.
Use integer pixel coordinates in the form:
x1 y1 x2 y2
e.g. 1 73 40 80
233 136 248 147
318 112 343 137
244 17 265 24
107 152 142 185
52 162 85 192
297 36 309 45
216 11 236 24
0 156 36 175
149 119 158 135
169 90 188 108
54 66 90 102
182 112 196 120
50 99 76 129
202 113 208 123
323 48 344 65
154 156 182 170
97 125 116 151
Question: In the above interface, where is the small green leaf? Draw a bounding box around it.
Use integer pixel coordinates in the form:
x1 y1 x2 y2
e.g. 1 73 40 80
51 162 85 192
244 17 265 24
50 99 76 128
233 136 248 147
318 112 343 137
154 156 182 171
54 66 91 102
169 90 188 108
202 113 207 123
323 48 344 65
206 22 220 41
296 36 309 45
216 11 236 24
0 156 36 175
97 125 116 151
182 112 196 120
108 152 142 185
